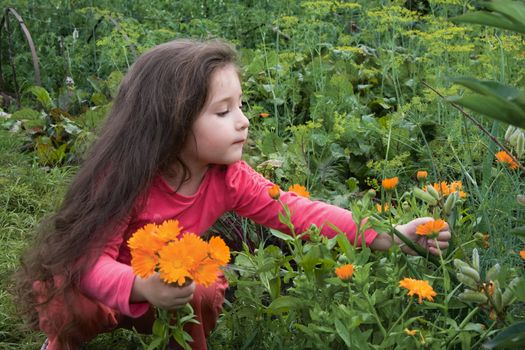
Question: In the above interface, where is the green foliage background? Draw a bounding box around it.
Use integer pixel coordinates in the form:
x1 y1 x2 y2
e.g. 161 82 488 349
0 0 524 349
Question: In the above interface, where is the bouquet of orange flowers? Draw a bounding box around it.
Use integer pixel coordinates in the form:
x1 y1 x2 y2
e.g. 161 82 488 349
127 219 230 349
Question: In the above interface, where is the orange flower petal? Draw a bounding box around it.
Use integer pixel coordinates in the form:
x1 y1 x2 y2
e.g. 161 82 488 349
382 177 399 191
157 219 183 242
268 184 280 200
335 264 354 280
495 151 518 170
288 184 310 198
399 277 436 303
208 236 230 265
415 219 446 237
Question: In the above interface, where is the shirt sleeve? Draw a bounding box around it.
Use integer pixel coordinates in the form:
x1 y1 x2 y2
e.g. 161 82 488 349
79 224 150 318
226 161 378 246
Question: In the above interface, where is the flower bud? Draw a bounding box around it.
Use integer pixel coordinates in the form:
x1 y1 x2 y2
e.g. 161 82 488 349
457 272 479 289
486 263 501 282
458 289 488 304
443 191 457 215
516 132 524 159
413 187 438 206
517 195 525 206
505 125 516 143
472 248 480 273
268 184 280 200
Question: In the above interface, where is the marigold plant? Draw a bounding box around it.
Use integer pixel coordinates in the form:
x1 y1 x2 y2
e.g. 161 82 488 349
288 184 310 198
427 181 467 198
399 278 437 304
520 251 525 260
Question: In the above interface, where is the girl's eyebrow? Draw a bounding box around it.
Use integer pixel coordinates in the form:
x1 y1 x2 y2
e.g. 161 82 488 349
210 94 243 105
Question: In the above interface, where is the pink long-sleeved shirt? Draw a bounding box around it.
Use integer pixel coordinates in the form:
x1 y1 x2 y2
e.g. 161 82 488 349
80 161 378 317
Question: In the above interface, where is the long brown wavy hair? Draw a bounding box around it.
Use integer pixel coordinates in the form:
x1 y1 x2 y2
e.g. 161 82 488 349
13 38 238 329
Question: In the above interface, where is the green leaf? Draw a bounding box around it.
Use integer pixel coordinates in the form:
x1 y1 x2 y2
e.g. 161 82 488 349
482 321 525 349
27 86 55 111
270 228 294 242
448 94 525 129
266 296 302 314
334 318 352 347
451 0 525 34
510 225 525 241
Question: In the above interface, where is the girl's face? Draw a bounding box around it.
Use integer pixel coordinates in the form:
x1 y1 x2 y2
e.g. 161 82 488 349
181 64 249 170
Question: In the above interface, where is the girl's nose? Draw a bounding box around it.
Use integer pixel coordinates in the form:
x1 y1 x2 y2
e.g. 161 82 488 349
237 111 250 130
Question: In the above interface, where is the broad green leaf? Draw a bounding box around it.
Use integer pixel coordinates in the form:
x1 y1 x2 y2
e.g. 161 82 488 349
266 295 302 314
334 318 352 347
486 0 525 27
452 78 525 105
483 321 525 349
452 0 525 34
447 94 525 129
452 11 525 34
27 86 55 111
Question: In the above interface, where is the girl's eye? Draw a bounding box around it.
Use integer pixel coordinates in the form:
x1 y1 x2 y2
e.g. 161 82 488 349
217 110 229 117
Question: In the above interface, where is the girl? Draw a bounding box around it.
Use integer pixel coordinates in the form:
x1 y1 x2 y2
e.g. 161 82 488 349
15 39 450 350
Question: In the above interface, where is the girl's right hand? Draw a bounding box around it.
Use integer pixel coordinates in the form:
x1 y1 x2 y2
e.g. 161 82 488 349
131 272 195 310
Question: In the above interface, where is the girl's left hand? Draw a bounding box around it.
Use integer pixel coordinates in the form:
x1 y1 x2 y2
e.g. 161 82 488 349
395 217 451 256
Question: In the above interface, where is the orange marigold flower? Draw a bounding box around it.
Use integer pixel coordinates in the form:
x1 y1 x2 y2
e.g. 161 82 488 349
128 224 166 279
129 221 230 288
495 150 518 170
382 177 399 191
156 219 184 242
520 250 525 260
268 184 280 200
415 219 446 237
208 236 230 265
158 233 209 286
335 264 354 280
259 112 270 118
131 251 159 279
416 170 428 180
375 203 390 213
428 181 466 199
404 328 417 336
399 278 437 303
288 184 310 198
